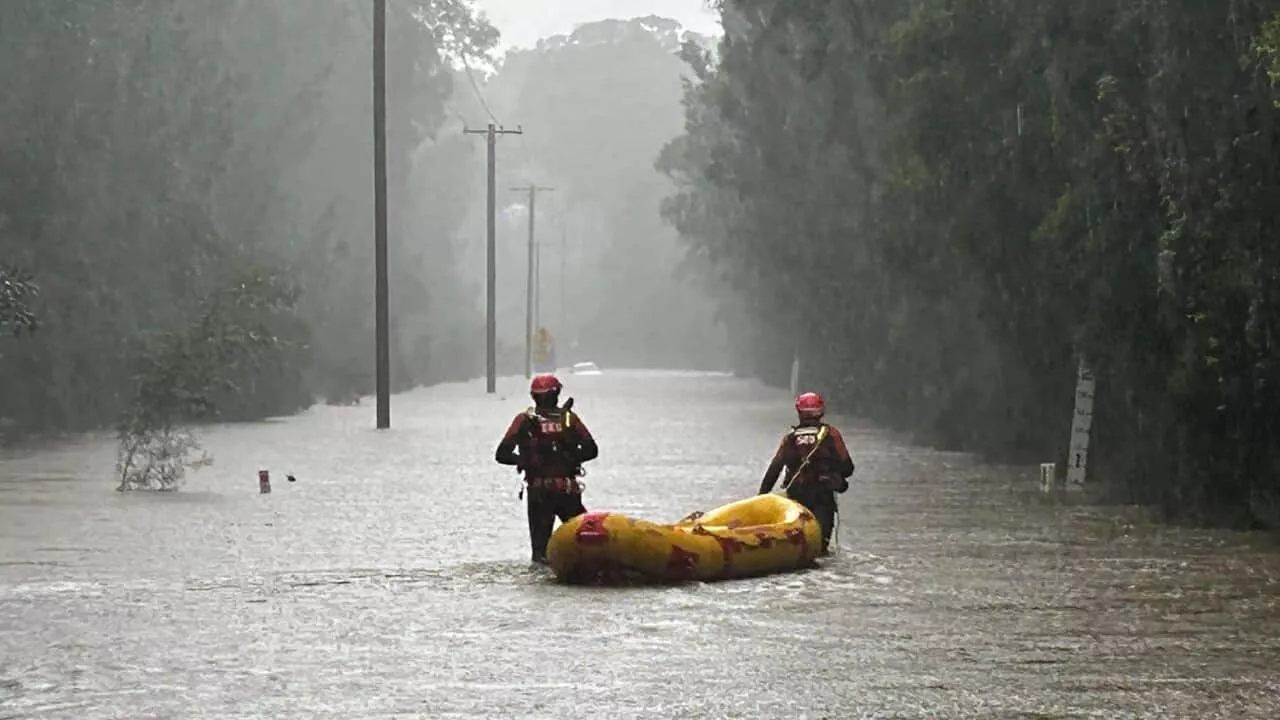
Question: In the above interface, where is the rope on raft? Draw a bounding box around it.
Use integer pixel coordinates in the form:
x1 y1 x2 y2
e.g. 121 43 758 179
675 512 785 551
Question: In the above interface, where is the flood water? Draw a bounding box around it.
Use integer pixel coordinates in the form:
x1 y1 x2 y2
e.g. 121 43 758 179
1 371 1278 718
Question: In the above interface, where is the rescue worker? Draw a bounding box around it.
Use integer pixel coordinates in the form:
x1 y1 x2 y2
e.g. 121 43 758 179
757 391 855 555
495 374 599 564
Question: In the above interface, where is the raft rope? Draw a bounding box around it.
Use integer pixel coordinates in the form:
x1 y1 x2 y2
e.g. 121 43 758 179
776 425 848 556
514 397 586 501
830 502 841 555
780 425 830 492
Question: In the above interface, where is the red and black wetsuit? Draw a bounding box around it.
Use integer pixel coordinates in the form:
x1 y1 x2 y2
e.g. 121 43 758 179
495 404 599 563
758 421 855 553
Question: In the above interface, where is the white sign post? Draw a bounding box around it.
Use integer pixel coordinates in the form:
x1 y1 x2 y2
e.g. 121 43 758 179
1065 358 1096 491
789 352 800 398
1039 463 1061 494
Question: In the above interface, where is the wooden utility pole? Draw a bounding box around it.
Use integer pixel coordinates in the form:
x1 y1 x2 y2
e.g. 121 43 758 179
534 237 541 331
465 123 522 393
510 184 554 379
372 0 390 428
559 219 567 345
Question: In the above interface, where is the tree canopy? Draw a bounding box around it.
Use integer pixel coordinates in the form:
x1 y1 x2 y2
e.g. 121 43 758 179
0 0 499 435
660 0 1280 527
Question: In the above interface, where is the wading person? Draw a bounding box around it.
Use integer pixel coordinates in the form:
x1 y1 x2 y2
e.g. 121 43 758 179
757 391 855 555
495 374 599 564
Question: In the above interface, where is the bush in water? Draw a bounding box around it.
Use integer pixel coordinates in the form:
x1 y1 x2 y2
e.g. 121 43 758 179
116 270 301 491
0 264 37 336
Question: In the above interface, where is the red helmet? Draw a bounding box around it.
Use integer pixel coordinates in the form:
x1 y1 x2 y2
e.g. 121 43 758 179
795 392 825 418
530 374 562 395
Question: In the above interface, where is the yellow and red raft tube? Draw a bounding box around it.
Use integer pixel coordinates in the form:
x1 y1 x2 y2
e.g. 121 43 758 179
545 493 823 585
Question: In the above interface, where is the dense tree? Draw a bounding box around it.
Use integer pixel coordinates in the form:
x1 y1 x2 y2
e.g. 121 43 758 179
661 0 1280 527
0 1 498 437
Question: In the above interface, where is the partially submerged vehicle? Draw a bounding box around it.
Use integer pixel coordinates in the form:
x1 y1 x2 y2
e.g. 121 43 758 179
570 361 601 375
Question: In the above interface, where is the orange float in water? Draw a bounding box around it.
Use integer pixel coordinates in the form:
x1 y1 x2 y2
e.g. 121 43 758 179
546 493 823 584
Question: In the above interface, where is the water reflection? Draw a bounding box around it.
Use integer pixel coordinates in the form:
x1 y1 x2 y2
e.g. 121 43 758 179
1 372 1277 718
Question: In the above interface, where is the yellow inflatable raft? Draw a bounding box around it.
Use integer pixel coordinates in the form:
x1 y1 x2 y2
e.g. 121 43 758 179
545 493 823 584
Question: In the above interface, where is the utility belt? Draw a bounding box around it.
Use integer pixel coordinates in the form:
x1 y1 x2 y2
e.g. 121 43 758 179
786 472 840 492
525 476 583 494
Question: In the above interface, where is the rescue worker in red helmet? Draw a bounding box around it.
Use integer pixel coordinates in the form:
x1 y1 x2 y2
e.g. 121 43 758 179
495 374 599 564
757 391 855 555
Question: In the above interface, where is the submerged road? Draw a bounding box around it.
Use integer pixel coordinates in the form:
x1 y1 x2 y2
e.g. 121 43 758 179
1 370 1278 718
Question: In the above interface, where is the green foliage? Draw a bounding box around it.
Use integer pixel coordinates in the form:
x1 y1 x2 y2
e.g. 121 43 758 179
1 1 498 441
662 0 1280 527
115 271 303 491
1254 13 1280 101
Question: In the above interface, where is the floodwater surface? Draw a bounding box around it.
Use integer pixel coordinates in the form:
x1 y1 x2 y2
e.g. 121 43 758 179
1 371 1278 718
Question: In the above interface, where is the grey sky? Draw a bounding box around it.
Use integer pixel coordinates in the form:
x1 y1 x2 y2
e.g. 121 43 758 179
473 0 722 49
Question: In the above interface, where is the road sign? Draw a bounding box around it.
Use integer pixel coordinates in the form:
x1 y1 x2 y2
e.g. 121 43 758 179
533 327 556 372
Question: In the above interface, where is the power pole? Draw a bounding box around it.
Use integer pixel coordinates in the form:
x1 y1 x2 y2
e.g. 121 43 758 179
559 219 567 348
534 239 541 331
372 0 390 429
510 184 554 379
465 123 522 393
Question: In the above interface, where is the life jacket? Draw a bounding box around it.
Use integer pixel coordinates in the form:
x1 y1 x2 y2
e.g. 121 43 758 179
520 406 580 478
788 423 840 482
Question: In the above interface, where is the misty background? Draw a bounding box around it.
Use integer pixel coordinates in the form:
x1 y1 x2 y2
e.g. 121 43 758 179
0 1 729 438
4 0 1280 527
5 5 1280 716
474 0 720 49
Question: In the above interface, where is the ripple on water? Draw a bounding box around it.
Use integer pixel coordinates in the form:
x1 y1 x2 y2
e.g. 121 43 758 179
2 373 1280 718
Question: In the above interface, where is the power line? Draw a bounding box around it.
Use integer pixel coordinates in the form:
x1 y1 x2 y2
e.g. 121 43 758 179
442 104 471 129
461 54 500 125
360 0 498 128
